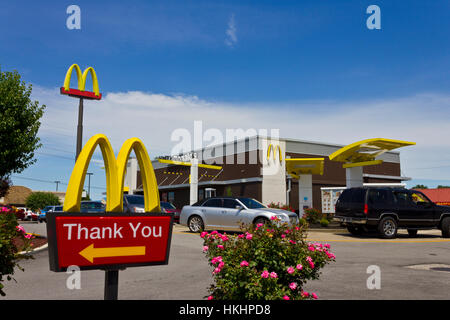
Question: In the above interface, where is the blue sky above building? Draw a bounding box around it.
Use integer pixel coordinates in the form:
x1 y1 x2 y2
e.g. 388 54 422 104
2 0 450 199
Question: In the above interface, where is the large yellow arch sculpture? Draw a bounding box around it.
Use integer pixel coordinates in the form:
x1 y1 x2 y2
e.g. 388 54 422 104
328 138 415 168
63 134 160 213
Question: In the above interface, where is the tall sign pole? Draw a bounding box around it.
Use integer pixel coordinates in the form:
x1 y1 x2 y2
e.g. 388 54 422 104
60 64 102 161
76 98 84 160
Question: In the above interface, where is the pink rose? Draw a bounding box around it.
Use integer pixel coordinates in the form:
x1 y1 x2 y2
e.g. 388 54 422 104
296 264 303 271
200 231 208 238
221 235 229 241
218 261 225 268
238 234 245 239
213 267 221 274
261 270 269 278
217 244 224 250
270 272 278 279
24 233 33 239
270 216 278 221
16 225 26 233
257 223 263 227
302 291 309 298
207 296 213 300
202 246 209 252
281 234 286 239
246 233 253 240
240 260 249 267
287 266 295 274
311 292 318 299
211 256 223 265
283 295 290 300
289 282 297 290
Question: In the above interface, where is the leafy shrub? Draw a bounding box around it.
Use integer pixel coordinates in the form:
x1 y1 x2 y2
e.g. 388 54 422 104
0 207 33 296
303 208 323 224
320 218 329 227
25 191 60 211
201 217 335 300
267 202 295 213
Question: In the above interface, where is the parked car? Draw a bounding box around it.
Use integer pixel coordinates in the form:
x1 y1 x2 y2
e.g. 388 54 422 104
180 197 299 232
122 195 180 222
80 201 105 213
160 201 181 223
334 187 450 239
17 207 38 221
39 205 57 223
123 195 147 213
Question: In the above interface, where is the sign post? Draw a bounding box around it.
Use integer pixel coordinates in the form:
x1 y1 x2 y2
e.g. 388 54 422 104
60 64 102 160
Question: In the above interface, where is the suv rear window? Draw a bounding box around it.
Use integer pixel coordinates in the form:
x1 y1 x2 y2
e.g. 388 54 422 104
338 189 353 204
368 189 393 205
351 188 366 204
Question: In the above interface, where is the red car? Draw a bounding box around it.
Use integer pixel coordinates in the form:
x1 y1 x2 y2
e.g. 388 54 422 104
161 201 181 223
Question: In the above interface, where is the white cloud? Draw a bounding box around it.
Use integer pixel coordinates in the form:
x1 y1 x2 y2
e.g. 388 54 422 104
32 86 450 183
225 14 237 47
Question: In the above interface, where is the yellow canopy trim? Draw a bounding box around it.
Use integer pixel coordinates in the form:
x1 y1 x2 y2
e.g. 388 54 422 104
285 158 324 176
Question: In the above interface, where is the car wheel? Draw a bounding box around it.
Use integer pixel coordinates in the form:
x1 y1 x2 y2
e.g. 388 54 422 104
347 225 364 236
441 217 450 238
188 215 204 233
378 216 398 239
407 229 418 237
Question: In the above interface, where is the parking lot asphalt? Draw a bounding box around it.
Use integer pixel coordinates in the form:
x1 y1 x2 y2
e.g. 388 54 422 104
2 222 450 300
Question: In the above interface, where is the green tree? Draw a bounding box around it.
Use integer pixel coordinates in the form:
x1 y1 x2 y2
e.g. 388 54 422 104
0 68 45 187
412 184 428 189
437 185 450 189
25 192 60 211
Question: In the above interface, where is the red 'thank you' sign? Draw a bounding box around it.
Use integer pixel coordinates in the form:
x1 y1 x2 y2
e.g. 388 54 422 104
47 213 173 271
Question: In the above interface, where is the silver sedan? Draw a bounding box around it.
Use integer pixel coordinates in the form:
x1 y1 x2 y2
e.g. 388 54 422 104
180 197 299 232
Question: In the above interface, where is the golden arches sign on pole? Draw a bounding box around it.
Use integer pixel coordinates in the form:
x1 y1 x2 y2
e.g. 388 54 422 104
60 63 102 100
63 134 160 213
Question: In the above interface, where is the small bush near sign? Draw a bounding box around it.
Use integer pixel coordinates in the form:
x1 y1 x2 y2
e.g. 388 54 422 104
200 217 335 300
0 207 34 296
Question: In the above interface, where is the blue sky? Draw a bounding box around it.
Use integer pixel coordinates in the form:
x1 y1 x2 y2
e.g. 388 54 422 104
2 0 450 200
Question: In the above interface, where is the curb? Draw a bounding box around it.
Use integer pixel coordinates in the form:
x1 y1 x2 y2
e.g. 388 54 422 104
18 234 48 255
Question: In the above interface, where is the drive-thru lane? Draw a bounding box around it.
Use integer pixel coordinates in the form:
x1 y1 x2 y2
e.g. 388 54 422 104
2 223 450 299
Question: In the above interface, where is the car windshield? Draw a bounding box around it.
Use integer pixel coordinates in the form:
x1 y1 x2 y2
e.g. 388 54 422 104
126 195 145 205
160 202 176 209
237 198 267 209
43 206 53 211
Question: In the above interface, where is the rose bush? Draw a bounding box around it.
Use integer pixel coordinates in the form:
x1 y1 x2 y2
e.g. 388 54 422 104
201 217 335 300
267 202 295 213
303 208 323 224
0 206 34 296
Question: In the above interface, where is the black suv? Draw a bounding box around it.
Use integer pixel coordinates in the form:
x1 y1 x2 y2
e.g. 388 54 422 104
334 187 450 239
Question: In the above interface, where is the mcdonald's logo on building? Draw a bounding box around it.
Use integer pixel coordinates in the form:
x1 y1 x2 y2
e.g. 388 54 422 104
63 134 160 213
60 63 102 100
267 143 283 163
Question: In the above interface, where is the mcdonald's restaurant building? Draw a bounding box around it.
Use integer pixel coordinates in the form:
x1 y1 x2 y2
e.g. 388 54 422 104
126 136 409 213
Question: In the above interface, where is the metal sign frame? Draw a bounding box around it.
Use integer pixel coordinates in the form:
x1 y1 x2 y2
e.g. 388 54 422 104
47 212 174 272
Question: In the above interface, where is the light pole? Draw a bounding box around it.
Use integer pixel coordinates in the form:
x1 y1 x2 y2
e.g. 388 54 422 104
76 98 84 160
86 172 93 199
54 180 61 192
